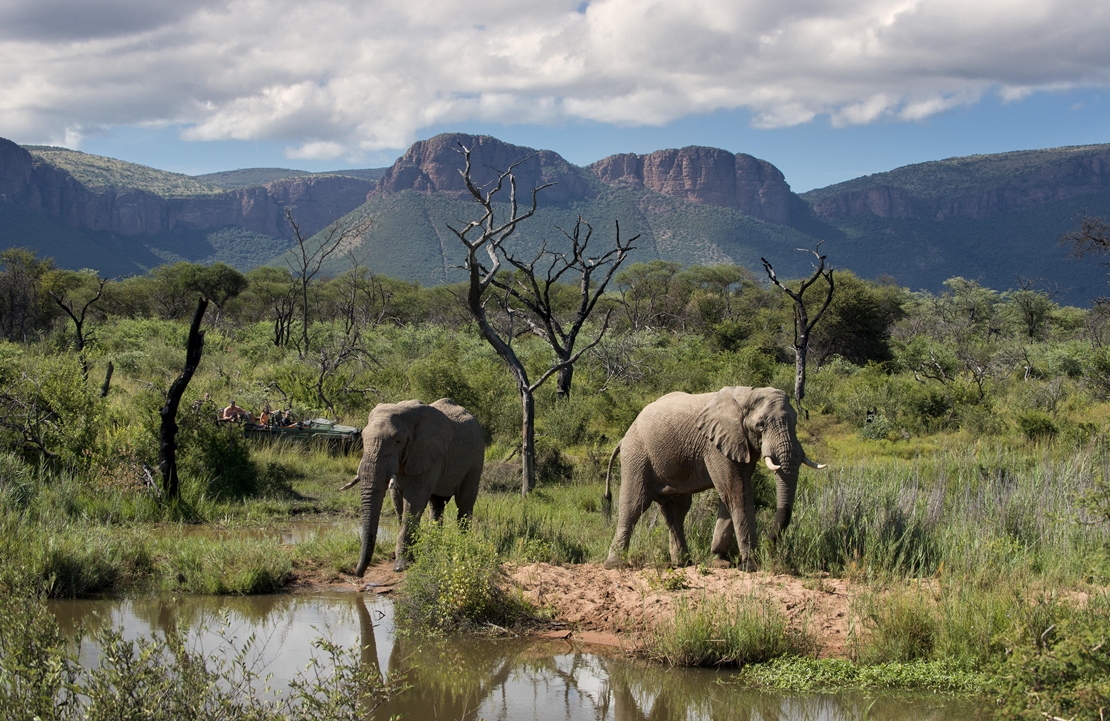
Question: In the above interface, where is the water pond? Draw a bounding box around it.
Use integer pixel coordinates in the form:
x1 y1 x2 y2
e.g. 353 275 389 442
51 592 986 720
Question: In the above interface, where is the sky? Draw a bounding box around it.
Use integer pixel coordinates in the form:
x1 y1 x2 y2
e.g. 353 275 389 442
3 0 1110 192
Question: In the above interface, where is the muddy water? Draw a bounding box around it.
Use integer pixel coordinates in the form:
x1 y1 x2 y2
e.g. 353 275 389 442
51 592 984 721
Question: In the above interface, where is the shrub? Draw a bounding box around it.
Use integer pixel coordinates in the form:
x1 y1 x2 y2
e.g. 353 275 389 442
994 594 1110 720
395 520 532 632
177 398 257 498
1016 411 1057 441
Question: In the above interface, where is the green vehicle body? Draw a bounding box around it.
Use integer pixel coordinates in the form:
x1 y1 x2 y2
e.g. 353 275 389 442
243 418 362 452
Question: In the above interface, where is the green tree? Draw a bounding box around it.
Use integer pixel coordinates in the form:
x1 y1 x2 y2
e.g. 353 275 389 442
807 272 905 366
0 248 55 342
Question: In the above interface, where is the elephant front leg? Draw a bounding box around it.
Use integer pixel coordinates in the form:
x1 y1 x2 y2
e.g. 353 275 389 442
659 495 693 567
709 458 758 571
728 489 759 571
710 499 736 567
394 493 430 572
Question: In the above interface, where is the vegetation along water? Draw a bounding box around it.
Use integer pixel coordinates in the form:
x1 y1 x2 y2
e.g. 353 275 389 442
0 243 1108 719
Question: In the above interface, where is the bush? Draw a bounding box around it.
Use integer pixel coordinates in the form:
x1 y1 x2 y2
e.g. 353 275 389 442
177 399 257 498
1016 411 1057 441
995 594 1110 720
395 520 532 632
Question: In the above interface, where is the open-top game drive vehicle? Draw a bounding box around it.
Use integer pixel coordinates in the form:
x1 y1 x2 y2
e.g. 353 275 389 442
242 417 362 453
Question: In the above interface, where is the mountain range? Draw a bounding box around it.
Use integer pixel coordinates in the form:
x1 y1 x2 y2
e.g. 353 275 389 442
1 133 1108 304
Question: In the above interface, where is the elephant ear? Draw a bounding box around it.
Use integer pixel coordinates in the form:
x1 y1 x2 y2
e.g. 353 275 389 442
695 387 752 464
400 406 452 477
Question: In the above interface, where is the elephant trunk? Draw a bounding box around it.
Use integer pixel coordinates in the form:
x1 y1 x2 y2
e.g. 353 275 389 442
770 468 799 541
355 450 395 577
765 420 802 543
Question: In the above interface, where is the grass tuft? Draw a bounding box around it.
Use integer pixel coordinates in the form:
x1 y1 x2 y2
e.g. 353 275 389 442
648 592 814 667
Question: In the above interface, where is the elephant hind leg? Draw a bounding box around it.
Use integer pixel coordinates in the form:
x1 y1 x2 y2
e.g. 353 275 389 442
429 495 448 523
604 488 653 569
659 494 693 567
453 466 481 526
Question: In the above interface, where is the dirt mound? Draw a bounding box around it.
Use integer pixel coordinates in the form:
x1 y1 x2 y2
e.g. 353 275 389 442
509 563 856 658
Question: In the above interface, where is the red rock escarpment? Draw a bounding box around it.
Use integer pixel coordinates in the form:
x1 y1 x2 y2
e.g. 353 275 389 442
589 146 792 224
374 133 595 204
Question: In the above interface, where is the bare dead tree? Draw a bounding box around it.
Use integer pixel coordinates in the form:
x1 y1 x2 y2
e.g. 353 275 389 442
285 208 373 358
159 297 208 500
490 216 637 398
1063 212 1110 260
762 244 835 413
49 275 110 380
338 249 393 337
448 142 608 496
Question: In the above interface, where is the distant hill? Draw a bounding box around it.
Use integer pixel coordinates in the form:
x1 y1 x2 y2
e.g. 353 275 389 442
0 138 375 273
24 146 223 197
3 134 1110 303
198 167 387 189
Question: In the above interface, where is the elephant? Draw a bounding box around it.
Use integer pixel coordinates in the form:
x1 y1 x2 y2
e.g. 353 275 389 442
352 398 484 576
602 386 824 570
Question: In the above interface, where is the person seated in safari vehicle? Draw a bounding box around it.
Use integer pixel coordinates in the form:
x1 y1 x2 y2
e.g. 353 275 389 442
222 400 253 423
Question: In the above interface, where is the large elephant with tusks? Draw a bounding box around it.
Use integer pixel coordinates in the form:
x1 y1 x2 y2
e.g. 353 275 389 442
352 398 484 575
603 386 824 570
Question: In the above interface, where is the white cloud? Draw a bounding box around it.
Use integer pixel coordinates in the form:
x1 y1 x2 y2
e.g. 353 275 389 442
3 0 1110 154
285 140 347 160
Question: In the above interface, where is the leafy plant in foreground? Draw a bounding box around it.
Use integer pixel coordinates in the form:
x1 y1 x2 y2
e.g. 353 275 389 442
395 519 533 632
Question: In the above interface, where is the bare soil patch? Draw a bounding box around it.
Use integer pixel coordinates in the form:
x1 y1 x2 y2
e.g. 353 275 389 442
508 563 856 657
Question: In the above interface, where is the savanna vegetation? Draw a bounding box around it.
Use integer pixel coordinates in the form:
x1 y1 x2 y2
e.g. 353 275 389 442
0 235 1108 718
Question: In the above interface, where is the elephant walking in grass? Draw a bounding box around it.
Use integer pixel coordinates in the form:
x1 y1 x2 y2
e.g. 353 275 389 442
603 386 824 570
352 398 484 575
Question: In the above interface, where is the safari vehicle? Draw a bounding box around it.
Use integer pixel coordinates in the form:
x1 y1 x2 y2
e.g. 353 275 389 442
242 417 362 453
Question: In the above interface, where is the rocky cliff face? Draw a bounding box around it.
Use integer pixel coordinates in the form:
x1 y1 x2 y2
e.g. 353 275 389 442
0 138 375 238
809 147 1110 221
589 147 792 225
374 133 595 204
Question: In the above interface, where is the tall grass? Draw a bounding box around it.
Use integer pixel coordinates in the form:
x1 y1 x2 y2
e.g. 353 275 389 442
768 443 1110 582
648 592 814 667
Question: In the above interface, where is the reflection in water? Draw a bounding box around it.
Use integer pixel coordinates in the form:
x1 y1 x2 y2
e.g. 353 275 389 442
51 594 985 721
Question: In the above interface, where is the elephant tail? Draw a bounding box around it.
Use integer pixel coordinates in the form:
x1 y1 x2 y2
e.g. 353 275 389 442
602 441 620 523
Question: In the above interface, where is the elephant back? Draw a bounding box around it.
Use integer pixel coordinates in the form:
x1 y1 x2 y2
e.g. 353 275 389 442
431 398 484 471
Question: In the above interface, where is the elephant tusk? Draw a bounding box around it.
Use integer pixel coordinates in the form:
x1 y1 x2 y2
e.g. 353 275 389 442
764 456 782 471
803 456 826 470
338 476 359 491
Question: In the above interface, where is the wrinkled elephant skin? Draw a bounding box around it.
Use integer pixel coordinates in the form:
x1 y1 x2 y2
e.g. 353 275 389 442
604 386 822 570
354 398 484 575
